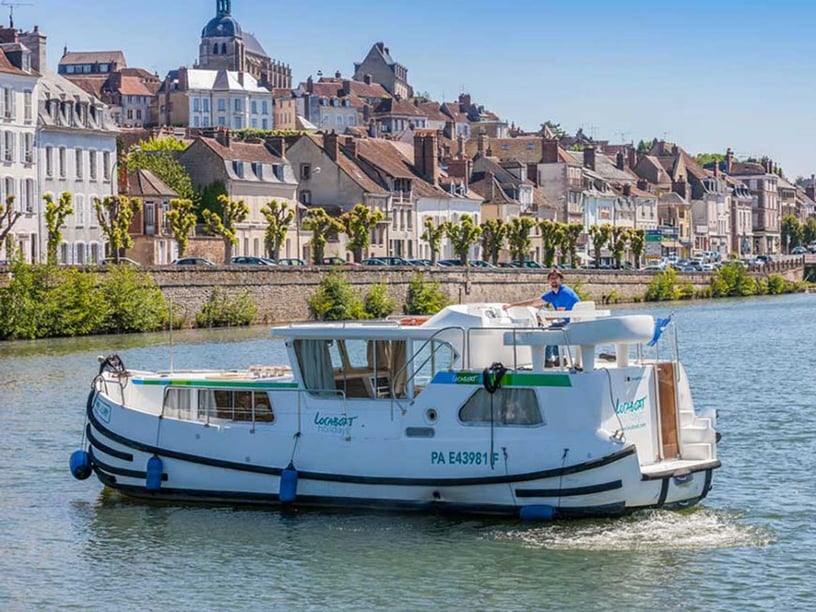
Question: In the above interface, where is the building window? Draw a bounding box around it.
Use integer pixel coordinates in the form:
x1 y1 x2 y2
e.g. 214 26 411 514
232 160 244 178
234 99 242 113
103 151 111 181
89 150 97 180
45 146 53 177
59 148 66 178
23 133 32 163
4 131 12 162
75 194 85 226
261 118 268 129
300 190 311 204
193 116 200 128
23 91 32 122
213 43 218 55
3 88 12 119
251 100 258 115
218 116 226 126
193 98 200 112
217 98 226 112
251 162 262 179
300 163 311 180
261 100 269 115
203 98 210 112
145 202 156 233
75 149 83 179
25 179 34 212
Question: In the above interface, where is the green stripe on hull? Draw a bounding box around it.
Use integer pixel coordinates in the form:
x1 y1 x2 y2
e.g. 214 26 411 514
432 371 571 387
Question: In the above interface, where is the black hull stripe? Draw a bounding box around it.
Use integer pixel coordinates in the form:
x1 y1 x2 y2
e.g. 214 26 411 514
87 401 638 487
701 468 713 500
657 477 670 507
516 479 622 498
90 449 153 480
86 424 133 462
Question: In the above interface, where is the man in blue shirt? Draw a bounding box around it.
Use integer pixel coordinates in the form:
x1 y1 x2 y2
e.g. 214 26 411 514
503 269 580 365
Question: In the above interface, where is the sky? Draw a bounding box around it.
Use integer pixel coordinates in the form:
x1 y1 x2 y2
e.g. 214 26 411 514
15 0 816 179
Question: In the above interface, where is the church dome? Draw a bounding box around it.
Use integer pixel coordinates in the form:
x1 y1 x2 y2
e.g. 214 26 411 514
202 15 242 39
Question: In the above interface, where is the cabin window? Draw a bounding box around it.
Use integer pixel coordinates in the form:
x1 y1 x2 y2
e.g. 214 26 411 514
163 388 192 420
294 338 408 400
197 389 275 422
458 388 542 426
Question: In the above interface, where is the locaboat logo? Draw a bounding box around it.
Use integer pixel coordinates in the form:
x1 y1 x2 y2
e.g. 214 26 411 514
313 412 357 433
614 396 646 415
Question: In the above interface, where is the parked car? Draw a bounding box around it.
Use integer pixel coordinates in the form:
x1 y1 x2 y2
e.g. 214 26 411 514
467 259 496 268
791 246 808 255
497 262 519 268
407 258 434 267
361 256 410 266
321 256 358 266
277 258 307 266
230 256 276 266
172 257 215 266
102 257 141 266
644 261 667 271
512 260 546 269
437 259 460 267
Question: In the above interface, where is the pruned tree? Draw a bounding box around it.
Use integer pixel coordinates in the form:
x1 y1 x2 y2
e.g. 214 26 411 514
781 214 804 251
260 199 294 261
609 227 630 269
94 195 142 262
480 218 506 265
629 229 645 269
165 198 197 258
302 207 343 264
44 192 74 265
201 194 249 264
538 219 560 267
560 223 584 267
340 203 384 263
506 216 536 261
588 224 613 269
0 195 21 259
446 214 482 265
421 217 446 264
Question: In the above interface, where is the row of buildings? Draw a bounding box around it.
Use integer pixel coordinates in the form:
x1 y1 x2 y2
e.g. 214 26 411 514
1 0 814 266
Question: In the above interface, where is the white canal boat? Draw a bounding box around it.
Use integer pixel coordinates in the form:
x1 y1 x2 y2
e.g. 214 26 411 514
70 303 720 520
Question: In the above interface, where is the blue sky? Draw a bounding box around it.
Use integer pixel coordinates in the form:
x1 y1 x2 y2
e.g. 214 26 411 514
18 0 816 178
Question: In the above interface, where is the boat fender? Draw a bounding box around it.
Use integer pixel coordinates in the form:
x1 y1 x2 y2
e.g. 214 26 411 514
482 362 507 394
69 449 93 480
280 462 298 503
519 505 555 522
146 455 163 491
672 469 693 487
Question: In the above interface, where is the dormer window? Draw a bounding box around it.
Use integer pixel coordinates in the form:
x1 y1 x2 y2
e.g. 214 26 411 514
232 160 244 177
251 162 262 179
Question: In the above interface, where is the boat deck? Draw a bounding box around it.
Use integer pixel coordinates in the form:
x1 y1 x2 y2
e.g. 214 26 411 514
641 458 721 480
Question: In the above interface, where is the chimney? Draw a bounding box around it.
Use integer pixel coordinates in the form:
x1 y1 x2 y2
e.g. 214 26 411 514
266 135 286 158
583 147 596 171
368 118 377 138
623 184 631 196
325 130 339 161
342 79 351 96
18 25 47 73
237 72 244 86
725 147 733 173
616 151 625 170
477 131 487 155
335 70 341 79
671 144 678 155
713 161 718 177
627 147 637 169
541 138 558 163
413 132 439 184
456 133 465 159
0 25 18 44
342 135 358 158
364 73 372 85
443 120 454 140
306 75 314 93
215 127 231 148
486 171 496 202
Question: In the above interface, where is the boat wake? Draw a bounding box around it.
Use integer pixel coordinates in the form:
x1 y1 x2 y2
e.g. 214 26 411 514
492 508 772 551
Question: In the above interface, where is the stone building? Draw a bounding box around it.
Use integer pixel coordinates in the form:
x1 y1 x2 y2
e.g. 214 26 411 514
353 42 412 100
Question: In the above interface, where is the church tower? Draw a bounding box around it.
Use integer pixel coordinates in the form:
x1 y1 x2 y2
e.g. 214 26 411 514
198 0 246 72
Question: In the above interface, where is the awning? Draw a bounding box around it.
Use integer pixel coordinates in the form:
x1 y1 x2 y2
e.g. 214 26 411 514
660 241 682 248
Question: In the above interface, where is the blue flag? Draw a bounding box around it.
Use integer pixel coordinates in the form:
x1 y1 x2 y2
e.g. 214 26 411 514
647 316 673 347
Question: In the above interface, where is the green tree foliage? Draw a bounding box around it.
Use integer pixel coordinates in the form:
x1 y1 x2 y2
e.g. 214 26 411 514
479 219 506 265
804 218 816 246
0 261 54 339
446 214 482 264
629 229 646 269
260 199 294 260
94 196 142 261
196 287 257 327
542 121 567 140
507 217 536 261
340 203 384 262
538 219 560 267
404 272 450 315
694 153 726 167
308 272 365 320
421 217 446 264
710 262 758 297
202 194 249 263
644 267 694 301
127 146 195 202
588 224 612 268
302 208 343 264
561 223 584 266
781 214 804 251
609 227 629 268
134 136 188 152
165 198 198 257
197 181 228 221
364 283 396 318
44 192 73 265
0 195 21 256
47 267 107 336
99 266 168 333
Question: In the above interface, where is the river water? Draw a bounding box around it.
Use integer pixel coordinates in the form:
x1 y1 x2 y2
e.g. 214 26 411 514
1 294 814 610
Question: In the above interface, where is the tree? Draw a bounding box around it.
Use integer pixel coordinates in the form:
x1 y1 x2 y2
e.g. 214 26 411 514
44 192 74 265
94 196 142 262
804 217 816 246
694 153 726 167
506 217 536 261
201 194 249 263
302 207 343 264
0 195 21 259
479 219 506 265
781 214 803 251
127 144 195 203
446 214 482 264
588 224 612 269
538 219 560 267
260 200 294 261
165 198 198 258
542 121 567 140
421 217 446 264
340 203 384 263
197 181 227 221
629 229 646 269
609 227 629 268
561 223 584 266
